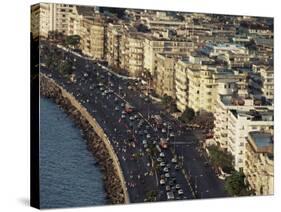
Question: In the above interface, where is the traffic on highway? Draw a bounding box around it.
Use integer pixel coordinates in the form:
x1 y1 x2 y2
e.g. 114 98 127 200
39 40 227 203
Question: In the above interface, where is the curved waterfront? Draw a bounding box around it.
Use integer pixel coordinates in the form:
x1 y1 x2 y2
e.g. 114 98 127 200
39 97 106 208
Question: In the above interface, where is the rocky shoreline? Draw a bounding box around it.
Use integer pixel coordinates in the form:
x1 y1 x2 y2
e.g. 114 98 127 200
40 74 127 204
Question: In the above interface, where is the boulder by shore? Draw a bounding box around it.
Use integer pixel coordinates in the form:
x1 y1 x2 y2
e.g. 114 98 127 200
40 74 127 204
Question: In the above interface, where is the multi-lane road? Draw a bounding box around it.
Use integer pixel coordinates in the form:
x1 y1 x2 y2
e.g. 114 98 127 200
39 40 227 203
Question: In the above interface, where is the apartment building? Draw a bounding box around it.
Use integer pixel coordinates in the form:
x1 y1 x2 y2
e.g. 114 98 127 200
201 43 249 57
250 64 274 103
91 21 105 59
31 3 52 38
31 4 40 38
122 33 144 77
213 93 273 150
226 109 273 171
106 23 124 68
201 43 250 68
244 132 273 195
67 6 96 36
143 33 194 75
31 3 74 38
154 53 187 98
79 16 105 59
46 3 73 34
260 66 274 102
142 17 187 30
80 18 93 56
174 59 190 112
186 67 242 113
174 57 206 112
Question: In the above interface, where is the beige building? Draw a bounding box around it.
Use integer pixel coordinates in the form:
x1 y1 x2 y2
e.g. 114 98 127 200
178 65 249 113
142 17 187 30
250 64 274 103
260 66 274 102
106 23 124 68
31 3 53 38
154 53 183 98
68 6 98 36
143 34 194 76
91 22 105 59
50 4 74 34
31 4 40 38
174 60 190 112
31 3 74 38
80 18 93 56
122 33 144 77
244 132 273 195
186 66 236 113
79 16 105 59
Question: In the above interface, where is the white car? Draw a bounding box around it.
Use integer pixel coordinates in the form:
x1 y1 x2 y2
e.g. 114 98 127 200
157 157 163 162
160 162 166 167
178 189 184 195
171 158 177 164
165 173 170 178
167 191 175 200
160 179 165 185
163 167 169 173
129 116 134 121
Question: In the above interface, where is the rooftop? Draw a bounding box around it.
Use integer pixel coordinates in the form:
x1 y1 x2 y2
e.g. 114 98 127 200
76 6 97 17
247 131 273 156
230 108 274 121
249 131 273 148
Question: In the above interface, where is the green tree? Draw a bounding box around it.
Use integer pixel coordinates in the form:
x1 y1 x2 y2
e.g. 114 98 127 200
48 30 64 42
225 171 251 196
58 60 73 76
181 108 195 123
208 145 234 172
64 35 81 49
145 190 157 202
161 94 173 106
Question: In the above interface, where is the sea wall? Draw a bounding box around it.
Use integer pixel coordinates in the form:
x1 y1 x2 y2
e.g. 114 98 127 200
40 73 130 204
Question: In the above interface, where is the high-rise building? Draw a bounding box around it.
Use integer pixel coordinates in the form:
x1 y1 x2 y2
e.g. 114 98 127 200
244 131 273 195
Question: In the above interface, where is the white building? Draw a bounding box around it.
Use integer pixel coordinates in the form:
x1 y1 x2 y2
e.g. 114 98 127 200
201 43 248 58
226 108 273 171
214 93 273 150
35 3 74 37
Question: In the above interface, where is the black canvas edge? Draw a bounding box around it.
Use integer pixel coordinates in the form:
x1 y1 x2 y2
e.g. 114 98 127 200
30 3 40 209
